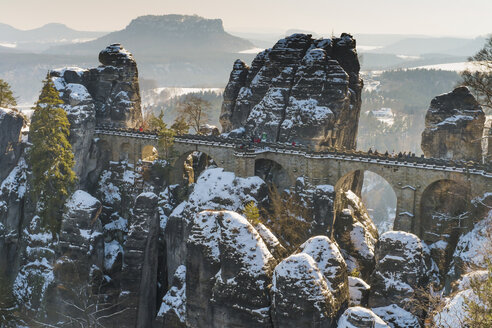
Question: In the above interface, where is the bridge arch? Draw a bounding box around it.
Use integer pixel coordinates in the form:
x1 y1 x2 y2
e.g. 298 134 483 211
170 150 217 185
418 179 471 240
334 169 397 233
254 158 291 190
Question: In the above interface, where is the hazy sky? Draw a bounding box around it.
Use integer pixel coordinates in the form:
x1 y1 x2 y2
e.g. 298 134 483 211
1 0 491 37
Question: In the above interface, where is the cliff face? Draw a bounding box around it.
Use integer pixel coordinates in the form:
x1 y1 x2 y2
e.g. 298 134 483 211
50 43 143 129
421 86 485 161
220 33 363 150
0 108 24 181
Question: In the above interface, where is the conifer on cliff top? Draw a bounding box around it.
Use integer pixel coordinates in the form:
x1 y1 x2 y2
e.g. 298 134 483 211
29 75 76 234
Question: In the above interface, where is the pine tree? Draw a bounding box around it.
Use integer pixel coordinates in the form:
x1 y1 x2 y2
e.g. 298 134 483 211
29 76 76 234
243 201 260 225
461 36 492 112
171 115 190 135
0 78 17 108
149 112 176 160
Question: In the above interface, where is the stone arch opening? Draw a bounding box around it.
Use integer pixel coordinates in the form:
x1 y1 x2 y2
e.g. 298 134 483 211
120 142 132 162
254 158 290 190
142 145 158 162
334 170 397 234
172 150 217 185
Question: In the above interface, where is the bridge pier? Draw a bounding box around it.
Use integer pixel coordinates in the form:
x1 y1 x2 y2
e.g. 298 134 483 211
234 155 255 178
393 184 418 233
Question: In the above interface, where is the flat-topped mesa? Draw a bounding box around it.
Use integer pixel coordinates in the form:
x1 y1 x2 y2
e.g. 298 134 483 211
50 43 143 129
220 33 363 151
421 86 485 162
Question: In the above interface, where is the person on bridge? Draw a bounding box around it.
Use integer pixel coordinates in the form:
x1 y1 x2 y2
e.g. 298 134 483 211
139 126 143 132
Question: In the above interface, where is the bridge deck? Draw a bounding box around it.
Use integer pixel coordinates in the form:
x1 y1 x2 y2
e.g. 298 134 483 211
94 127 492 177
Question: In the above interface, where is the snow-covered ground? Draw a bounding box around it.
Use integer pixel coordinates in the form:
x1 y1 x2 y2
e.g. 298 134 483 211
238 47 265 54
408 61 485 72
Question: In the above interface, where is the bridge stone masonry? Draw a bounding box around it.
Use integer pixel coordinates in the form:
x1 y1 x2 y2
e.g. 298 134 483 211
94 126 492 236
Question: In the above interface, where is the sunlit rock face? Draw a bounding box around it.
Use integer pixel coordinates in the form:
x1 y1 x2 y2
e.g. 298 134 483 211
48 44 143 187
50 43 143 130
220 33 363 150
421 86 485 161
368 231 429 311
186 210 276 328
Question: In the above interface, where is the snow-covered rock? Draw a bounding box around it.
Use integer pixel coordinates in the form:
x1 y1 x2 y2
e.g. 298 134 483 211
338 306 389 328
51 190 104 323
448 210 492 281
299 236 349 313
255 222 287 259
334 190 378 280
157 265 186 327
372 304 420 328
271 253 336 328
220 33 362 150
421 86 485 161
119 192 160 327
186 210 276 327
349 276 370 307
164 167 267 286
50 43 142 129
368 231 428 310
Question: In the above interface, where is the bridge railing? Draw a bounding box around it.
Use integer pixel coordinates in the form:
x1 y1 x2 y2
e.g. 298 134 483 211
94 126 492 174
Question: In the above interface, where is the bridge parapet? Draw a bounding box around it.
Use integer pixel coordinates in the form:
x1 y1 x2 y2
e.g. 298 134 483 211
94 126 492 175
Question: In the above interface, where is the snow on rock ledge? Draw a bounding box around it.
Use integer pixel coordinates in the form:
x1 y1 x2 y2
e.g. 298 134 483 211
165 167 268 286
272 253 336 328
299 236 349 312
368 231 428 310
338 306 389 328
186 210 275 327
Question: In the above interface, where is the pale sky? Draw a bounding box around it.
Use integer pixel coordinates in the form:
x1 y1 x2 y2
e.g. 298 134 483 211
1 0 491 37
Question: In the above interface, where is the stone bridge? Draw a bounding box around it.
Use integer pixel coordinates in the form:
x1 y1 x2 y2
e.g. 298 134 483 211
95 127 492 236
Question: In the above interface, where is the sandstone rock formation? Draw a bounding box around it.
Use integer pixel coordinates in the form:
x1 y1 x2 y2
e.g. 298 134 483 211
271 253 336 328
421 86 485 161
0 108 24 182
220 33 363 150
51 190 104 322
348 277 370 307
120 192 160 328
164 168 268 286
334 190 378 281
299 236 349 315
372 304 420 328
50 43 143 129
186 210 276 327
337 306 389 328
368 231 428 310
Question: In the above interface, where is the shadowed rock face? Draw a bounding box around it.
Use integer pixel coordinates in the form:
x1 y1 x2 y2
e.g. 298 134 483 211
0 108 24 181
421 86 485 161
220 33 363 150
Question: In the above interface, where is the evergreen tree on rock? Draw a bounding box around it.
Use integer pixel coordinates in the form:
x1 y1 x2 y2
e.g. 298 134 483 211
0 78 17 108
29 75 76 234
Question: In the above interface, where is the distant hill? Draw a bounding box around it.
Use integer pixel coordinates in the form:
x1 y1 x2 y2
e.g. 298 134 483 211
46 15 255 57
371 36 487 56
0 23 106 52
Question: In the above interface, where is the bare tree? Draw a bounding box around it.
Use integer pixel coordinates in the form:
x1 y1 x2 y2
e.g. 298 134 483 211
178 95 211 134
461 36 492 113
